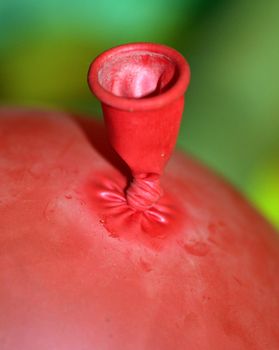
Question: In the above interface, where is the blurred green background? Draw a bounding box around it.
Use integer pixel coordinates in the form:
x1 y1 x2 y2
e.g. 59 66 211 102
1 0 278 228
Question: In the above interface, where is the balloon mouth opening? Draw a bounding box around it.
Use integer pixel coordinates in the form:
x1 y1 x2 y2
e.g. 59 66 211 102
98 51 178 99
88 43 190 110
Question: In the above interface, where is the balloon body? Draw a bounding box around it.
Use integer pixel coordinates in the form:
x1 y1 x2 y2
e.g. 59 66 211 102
0 107 279 350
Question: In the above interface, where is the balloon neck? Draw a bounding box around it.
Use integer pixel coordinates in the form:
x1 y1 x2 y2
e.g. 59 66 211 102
126 174 162 212
88 43 190 212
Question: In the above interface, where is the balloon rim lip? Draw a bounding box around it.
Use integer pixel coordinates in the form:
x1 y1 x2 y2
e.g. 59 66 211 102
88 42 190 111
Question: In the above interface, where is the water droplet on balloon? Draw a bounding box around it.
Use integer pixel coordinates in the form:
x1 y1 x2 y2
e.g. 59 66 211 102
183 241 209 257
139 258 153 272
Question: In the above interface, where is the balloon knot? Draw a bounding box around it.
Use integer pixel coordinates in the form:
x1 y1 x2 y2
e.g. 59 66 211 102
126 174 163 212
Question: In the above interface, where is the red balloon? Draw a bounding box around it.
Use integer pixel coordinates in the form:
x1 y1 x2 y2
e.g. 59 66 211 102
0 43 279 350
